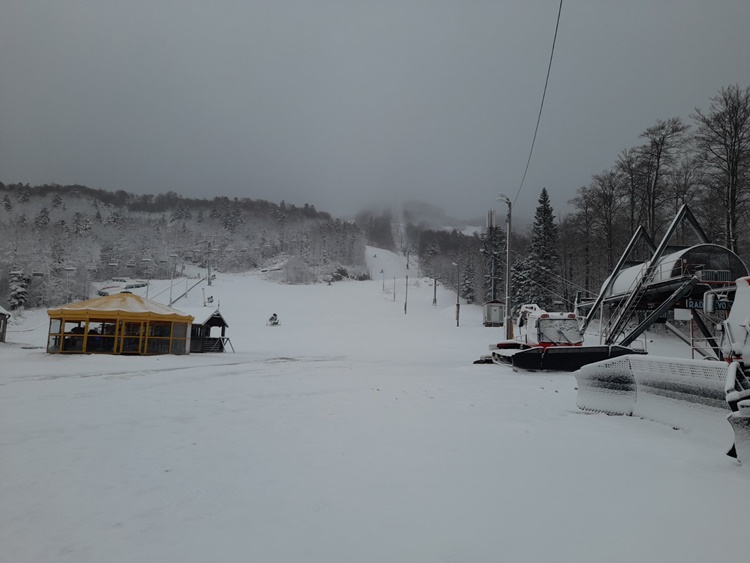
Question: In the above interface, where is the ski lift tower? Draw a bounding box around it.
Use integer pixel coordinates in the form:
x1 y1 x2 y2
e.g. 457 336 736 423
108 259 119 279
202 235 218 286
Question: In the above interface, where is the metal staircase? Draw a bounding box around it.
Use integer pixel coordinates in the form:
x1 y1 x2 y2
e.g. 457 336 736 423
605 273 651 343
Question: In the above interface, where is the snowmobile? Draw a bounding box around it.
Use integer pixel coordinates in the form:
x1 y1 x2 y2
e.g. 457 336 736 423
475 304 643 371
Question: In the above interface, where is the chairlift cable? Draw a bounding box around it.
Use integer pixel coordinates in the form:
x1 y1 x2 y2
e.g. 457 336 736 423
512 0 564 206
510 248 593 296
514 271 575 308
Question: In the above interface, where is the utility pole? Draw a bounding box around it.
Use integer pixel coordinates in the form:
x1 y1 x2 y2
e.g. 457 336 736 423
453 261 460 327
499 195 513 339
488 210 497 301
481 210 503 303
207 239 212 286
433 278 437 306
202 235 217 286
404 275 408 314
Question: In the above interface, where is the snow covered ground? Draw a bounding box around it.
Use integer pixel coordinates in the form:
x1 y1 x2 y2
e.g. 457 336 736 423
2 247 749 563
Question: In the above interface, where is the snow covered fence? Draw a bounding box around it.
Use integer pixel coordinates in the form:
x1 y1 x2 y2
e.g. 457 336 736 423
576 355 735 446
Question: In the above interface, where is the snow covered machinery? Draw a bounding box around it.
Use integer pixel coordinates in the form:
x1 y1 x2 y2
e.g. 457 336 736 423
716 277 750 463
572 205 750 464
477 304 641 371
575 277 750 465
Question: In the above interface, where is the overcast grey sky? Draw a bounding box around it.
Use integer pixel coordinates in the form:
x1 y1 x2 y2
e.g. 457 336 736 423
1 1 748 223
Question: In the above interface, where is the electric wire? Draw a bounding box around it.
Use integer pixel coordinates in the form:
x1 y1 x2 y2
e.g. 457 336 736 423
510 248 594 296
513 0 564 206
515 273 575 307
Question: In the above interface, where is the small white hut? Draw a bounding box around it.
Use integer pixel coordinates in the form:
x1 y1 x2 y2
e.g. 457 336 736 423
0 305 10 343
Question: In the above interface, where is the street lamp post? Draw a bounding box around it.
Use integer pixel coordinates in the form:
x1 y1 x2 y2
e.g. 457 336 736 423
404 275 408 314
206 240 212 286
499 195 513 339
452 262 460 327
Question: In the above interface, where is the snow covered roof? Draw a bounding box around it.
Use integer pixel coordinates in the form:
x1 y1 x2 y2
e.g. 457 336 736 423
174 306 228 326
47 292 193 322
0 305 10 318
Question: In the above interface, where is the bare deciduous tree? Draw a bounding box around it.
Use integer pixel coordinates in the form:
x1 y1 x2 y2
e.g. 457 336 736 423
692 85 750 253
638 117 689 239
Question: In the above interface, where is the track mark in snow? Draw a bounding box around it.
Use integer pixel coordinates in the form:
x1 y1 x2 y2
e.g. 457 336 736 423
263 355 347 364
7 356 351 384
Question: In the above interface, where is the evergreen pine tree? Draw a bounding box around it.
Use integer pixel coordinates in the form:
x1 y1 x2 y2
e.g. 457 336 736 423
461 261 477 304
481 225 505 301
512 188 560 311
8 271 31 310
34 207 51 231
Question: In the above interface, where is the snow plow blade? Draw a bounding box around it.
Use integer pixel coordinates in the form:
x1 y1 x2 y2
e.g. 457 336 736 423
491 345 642 372
575 356 636 415
576 355 737 449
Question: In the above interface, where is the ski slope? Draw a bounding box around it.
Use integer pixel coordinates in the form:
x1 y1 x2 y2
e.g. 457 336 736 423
1 247 748 563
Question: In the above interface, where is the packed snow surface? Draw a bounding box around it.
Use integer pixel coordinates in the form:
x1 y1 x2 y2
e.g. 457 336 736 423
2 247 749 563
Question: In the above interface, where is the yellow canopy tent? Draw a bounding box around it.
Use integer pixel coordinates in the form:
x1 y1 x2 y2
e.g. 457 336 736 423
47 292 194 355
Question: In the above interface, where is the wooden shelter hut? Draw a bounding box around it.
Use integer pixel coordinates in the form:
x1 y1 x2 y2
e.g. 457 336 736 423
0 305 10 343
177 307 232 353
47 292 194 355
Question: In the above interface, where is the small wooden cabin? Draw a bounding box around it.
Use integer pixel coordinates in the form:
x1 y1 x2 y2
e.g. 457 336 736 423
47 292 194 355
178 307 232 353
0 305 10 343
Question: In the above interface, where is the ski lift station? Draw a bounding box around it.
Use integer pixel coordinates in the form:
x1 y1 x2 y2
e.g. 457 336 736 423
576 205 748 355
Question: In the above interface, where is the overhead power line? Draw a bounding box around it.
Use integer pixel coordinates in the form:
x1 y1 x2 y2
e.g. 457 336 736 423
513 0 564 206
510 248 594 296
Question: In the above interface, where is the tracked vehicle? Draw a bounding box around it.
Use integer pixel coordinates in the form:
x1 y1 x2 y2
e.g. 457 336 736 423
477 304 641 371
